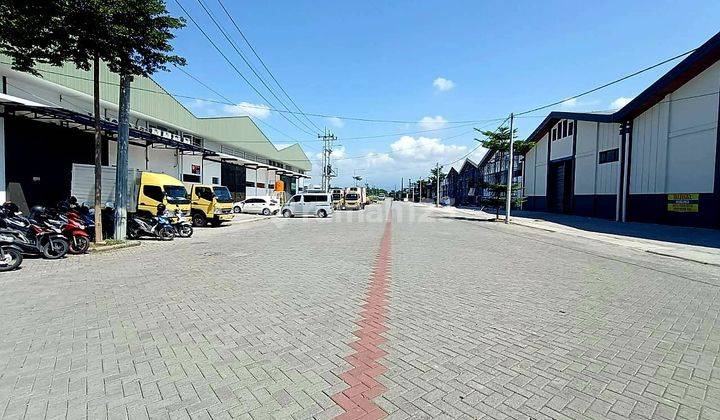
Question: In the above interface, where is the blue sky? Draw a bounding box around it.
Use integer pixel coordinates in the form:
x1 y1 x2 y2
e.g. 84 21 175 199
154 0 720 189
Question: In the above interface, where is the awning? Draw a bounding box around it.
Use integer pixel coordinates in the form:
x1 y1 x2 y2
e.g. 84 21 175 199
1 101 209 154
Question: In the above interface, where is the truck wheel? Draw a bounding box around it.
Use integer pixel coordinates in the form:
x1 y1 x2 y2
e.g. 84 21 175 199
211 219 222 227
317 209 327 218
282 209 293 218
192 213 206 227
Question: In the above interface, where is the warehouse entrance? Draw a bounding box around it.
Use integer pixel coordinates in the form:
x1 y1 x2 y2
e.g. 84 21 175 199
548 160 573 214
5 117 99 212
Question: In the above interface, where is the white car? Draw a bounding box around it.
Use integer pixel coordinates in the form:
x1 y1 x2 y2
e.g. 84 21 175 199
234 196 279 215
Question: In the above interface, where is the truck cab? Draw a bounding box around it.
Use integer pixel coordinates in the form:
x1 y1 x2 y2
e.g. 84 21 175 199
136 172 191 216
188 184 234 227
330 188 344 209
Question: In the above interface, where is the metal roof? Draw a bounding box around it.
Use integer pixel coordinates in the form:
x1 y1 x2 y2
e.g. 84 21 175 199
0 58 312 172
615 30 720 121
526 111 615 142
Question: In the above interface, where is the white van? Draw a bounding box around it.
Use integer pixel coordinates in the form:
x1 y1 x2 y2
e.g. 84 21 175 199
281 193 334 218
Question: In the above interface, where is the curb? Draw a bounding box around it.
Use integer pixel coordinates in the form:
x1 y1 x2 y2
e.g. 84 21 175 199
645 250 720 267
89 240 141 253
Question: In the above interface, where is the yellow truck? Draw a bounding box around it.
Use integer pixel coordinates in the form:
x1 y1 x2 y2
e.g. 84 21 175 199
331 188 344 209
70 164 190 216
187 184 234 227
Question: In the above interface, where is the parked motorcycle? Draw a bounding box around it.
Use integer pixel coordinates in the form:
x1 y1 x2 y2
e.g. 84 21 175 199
31 206 90 254
127 204 175 240
0 232 23 271
169 209 193 238
0 203 69 259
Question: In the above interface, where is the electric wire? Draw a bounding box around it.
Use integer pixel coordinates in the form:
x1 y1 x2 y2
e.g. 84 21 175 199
215 0 322 132
514 48 697 116
193 0 318 134
172 0 315 136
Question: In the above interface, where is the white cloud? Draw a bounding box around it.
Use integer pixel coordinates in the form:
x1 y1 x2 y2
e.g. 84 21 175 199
560 98 579 109
390 136 466 161
418 115 447 130
364 152 394 166
330 146 347 159
327 116 345 128
222 101 271 119
610 96 633 110
433 77 455 92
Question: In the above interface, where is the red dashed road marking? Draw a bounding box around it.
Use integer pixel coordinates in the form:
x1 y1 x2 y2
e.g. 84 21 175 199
333 207 393 420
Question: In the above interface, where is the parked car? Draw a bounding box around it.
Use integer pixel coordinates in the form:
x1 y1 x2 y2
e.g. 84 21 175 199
235 196 279 215
281 193 333 218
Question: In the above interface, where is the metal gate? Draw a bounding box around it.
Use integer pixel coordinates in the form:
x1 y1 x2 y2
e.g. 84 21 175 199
549 161 572 213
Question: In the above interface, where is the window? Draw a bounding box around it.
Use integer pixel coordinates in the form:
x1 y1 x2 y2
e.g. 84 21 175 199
182 174 201 183
552 128 557 141
599 148 619 164
562 120 568 138
568 121 574 136
211 177 220 185
256 183 266 188
245 181 255 187
143 185 164 202
291 195 301 202
246 198 264 204
195 187 214 200
164 185 190 204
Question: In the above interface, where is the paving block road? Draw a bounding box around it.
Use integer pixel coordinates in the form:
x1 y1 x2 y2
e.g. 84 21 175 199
1 201 719 419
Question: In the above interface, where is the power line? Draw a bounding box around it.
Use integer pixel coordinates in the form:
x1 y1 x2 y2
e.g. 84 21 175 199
216 0 323 133
515 48 697 116
172 0 315 137
193 0 318 134
2 62 503 125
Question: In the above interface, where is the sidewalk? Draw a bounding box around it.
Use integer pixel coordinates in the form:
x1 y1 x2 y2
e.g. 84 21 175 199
434 204 720 266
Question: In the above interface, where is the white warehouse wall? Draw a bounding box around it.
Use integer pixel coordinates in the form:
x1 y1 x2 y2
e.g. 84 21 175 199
524 146 537 196
533 135 549 196
630 61 720 194
203 160 221 185
574 121 621 195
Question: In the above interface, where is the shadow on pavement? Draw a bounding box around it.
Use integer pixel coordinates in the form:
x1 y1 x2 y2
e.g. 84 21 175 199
513 210 720 249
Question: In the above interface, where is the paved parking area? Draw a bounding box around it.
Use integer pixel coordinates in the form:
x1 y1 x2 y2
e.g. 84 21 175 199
1 201 720 419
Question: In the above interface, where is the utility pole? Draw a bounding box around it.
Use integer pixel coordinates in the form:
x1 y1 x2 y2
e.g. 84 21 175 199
318 128 337 191
400 178 403 201
410 178 413 202
419 180 423 202
505 113 515 224
114 74 132 240
436 162 440 207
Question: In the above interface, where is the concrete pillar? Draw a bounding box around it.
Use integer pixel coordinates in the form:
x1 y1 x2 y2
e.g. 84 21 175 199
0 117 5 203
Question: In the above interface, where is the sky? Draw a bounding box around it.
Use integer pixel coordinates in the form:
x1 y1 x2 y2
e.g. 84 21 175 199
153 0 720 190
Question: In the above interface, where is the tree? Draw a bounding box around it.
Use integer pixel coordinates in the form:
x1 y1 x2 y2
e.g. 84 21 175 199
430 166 446 184
0 0 115 244
475 125 530 218
474 125 534 155
479 181 523 219
102 0 185 240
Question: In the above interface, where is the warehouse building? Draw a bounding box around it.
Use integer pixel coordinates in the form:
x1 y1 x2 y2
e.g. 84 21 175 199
523 31 720 228
0 58 311 211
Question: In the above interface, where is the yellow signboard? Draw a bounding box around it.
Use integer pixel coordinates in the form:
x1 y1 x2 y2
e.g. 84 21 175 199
667 193 699 213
